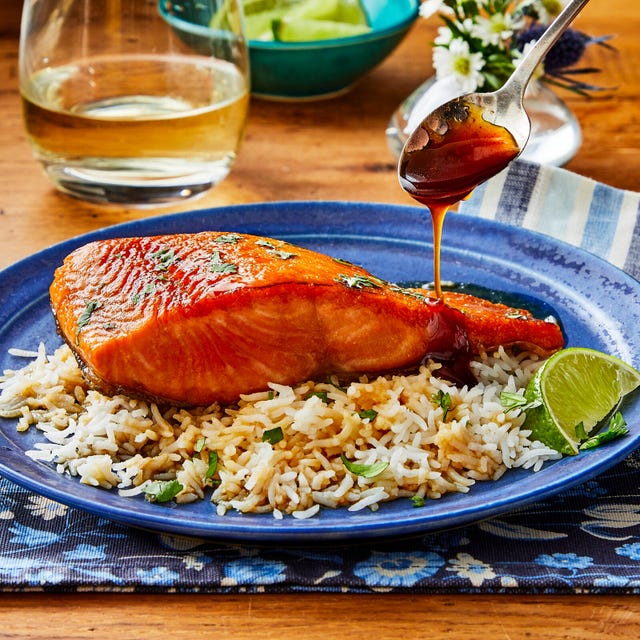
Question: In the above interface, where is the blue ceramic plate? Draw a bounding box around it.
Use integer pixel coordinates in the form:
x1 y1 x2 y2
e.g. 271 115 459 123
1 201 639 543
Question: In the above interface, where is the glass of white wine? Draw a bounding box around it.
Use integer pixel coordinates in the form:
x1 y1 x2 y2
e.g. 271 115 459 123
19 0 250 205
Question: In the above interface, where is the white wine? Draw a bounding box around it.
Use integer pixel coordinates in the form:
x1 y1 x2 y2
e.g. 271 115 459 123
21 54 249 203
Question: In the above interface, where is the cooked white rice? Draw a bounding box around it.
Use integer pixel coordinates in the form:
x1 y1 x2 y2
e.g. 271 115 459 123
0 343 561 518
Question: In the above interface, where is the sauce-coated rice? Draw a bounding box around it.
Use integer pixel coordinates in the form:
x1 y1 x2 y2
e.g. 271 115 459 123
0 344 561 518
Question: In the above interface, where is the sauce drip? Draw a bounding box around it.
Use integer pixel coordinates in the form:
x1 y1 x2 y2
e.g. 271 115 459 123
399 99 520 298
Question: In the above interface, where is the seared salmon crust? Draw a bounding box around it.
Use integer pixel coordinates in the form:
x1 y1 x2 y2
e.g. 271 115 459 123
50 231 563 406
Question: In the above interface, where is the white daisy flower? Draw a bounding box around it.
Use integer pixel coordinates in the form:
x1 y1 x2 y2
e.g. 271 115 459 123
470 12 524 46
433 38 486 93
461 17 476 35
531 0 568 25
434 25 454 46
419 0 455 20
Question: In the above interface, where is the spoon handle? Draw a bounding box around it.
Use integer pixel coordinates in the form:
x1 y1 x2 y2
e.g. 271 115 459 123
504 0 591 95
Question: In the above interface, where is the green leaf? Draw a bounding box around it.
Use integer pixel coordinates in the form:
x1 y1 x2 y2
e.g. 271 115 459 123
432 390 452 420
499 391 542 412
194 437 206 454
358 409 378 422
305 391 329 404
575 421 588 441
269 249 297 260
75 300 102 343
460 1 479 18
214 234 241 244
262 426 284 444
341 454 389 478
150 247 179 271
205 451 218 479
411 495 426 508
210 251 238 274
579 412 629 450
336 274 383 289
143 479 183 503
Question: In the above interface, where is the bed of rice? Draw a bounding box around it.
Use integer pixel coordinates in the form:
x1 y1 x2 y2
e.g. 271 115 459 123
0 343 561 519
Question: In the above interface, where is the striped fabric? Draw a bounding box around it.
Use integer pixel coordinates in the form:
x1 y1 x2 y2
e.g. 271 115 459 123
458 160 640 279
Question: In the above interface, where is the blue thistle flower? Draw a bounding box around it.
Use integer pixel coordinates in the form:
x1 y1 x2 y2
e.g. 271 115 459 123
517 26 589 73
516 24 615 94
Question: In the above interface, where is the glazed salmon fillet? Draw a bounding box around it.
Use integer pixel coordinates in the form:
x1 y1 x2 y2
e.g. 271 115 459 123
50 231 564 406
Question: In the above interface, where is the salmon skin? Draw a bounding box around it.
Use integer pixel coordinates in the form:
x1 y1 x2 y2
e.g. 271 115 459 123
50 231 564 406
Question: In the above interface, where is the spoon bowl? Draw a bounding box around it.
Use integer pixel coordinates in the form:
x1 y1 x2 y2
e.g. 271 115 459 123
398 0 591 206
397 0 591 299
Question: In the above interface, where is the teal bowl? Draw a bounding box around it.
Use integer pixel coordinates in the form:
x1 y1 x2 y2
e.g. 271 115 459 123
160 0 420 100
249 0 419 100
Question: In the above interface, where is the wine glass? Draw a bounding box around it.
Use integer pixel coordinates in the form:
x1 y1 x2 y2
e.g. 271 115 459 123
19 0 250 205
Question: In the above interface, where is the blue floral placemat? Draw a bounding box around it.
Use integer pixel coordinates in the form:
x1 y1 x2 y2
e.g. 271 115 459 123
2 452 640 593
1 160 640 593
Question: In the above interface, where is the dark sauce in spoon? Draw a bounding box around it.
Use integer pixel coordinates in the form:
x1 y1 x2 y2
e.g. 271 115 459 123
399 99 520 298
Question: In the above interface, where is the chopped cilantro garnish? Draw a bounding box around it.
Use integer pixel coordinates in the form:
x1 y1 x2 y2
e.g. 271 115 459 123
143 479 183 503
150 247 179 271
205 451 218 480
336 274 383 289
210 251 238 274
255 239 297 260
358 409 378 422
432 390 452 420
396 287 428 301
575 421 588 441
579 412 629 450
505 310 528 320
262 426 284 444
214 234 241 244
75 300 102 344
305 391 329 404
499 391 542 412
194 437 206 454
411 495 426 508
341 454 389 478
269 249 297 259
332 257 357 267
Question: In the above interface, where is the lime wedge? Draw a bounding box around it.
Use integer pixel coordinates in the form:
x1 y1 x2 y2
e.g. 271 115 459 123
272 16 370 41
244 9 285 39
241 0 369 41
242 0 296 15
288 0 340 20
335 0 368 25
523 348 640 455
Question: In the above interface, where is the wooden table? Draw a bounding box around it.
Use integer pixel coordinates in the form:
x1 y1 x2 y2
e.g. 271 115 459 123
1 2 639 637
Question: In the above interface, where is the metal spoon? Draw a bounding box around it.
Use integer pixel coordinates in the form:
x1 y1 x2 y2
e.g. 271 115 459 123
398 0 591 206
398 0 591 298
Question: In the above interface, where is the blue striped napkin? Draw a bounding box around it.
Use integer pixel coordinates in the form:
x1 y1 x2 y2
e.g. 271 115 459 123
459 159 640 279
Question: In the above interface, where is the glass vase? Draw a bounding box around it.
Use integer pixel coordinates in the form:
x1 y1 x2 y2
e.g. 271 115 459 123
386 76 582 166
